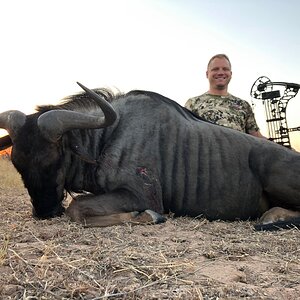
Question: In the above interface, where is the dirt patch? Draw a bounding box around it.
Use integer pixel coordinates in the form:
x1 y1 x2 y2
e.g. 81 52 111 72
0 188 300 299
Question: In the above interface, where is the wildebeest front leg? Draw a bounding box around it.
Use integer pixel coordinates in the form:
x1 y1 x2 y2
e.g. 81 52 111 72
66 191 165 227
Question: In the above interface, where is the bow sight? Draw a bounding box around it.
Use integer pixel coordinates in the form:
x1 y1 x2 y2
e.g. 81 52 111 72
250 76 300 148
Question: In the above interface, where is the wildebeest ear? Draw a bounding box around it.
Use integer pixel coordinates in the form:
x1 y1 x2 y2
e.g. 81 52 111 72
0 135 12 150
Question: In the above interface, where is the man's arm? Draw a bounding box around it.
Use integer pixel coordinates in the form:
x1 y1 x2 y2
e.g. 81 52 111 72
249 130 267 139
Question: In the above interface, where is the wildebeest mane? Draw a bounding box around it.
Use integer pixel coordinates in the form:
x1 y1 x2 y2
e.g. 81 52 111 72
127 90 210 123
36 88 119 113
36 87 210 124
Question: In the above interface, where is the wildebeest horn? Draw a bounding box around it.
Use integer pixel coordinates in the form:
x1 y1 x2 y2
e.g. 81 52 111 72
0 110 26 141
76 82 117 120
37 83 118 142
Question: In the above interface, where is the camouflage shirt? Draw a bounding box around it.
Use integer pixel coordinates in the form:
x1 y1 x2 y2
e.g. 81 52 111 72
184 93 259 133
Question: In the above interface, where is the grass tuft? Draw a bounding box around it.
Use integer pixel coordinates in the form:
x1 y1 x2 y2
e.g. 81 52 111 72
0 158 23 191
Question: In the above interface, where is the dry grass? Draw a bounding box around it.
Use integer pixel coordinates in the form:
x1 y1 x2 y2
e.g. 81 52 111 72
0 161 300 299
0 158 23 191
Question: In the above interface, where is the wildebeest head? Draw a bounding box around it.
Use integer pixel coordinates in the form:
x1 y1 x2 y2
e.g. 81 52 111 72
0 83 117 219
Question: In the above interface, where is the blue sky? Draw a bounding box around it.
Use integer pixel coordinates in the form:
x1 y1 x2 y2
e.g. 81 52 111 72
0 0 299 147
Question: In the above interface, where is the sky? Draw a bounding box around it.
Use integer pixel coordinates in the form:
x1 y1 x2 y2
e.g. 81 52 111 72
0 0 300 149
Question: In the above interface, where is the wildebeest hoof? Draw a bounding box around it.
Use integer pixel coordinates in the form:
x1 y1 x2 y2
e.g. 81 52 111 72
260 206 300 224
130 210 166 224
145 209 166 224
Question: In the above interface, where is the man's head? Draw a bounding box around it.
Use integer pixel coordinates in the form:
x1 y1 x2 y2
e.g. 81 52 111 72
206 54 232 94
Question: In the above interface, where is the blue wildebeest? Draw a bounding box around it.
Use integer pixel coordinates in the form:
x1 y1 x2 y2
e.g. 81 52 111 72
0 83 300 230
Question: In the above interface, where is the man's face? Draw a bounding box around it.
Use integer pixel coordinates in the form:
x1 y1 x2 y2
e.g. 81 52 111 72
206 57 232 90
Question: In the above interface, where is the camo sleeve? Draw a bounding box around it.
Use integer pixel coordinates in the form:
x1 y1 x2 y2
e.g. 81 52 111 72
184 98 194 111
184 97 201 115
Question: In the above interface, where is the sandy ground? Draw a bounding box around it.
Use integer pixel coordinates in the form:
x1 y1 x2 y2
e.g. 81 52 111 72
0 164 300 299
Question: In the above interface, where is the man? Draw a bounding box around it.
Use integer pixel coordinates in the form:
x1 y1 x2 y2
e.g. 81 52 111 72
185 54 265 138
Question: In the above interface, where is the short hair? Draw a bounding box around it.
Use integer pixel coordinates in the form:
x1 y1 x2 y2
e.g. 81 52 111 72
207 54 231 70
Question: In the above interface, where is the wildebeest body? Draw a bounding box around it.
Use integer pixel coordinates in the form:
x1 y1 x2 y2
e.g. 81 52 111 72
1 84 300 228
107 93 264 220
